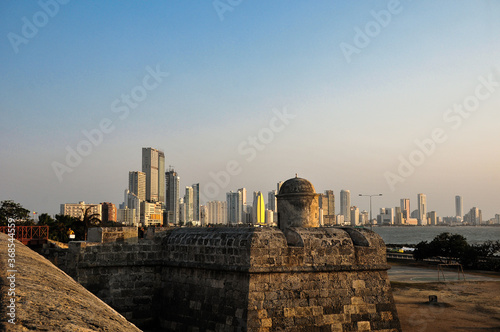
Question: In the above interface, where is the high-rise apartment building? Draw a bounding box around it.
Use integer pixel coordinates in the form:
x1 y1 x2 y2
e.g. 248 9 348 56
319 190 335 226
142 147 165 203
350 206 359 226
427 211 437 225
128 171 146 202
184 186 194 223
165 167 180 224
227 191 243 224
340 190 351 223
268 190 277 212
206 200 227 225
192 183 200 222
455 195 463 219
417 193 427 226
400 198 410 223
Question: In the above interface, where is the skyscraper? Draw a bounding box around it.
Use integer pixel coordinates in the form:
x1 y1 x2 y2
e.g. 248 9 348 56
319 190 335 226
350 206 359 226
165 167 180 224
400 198 410 223
184 186 194 223
417 193 427 226
455 195 463 219
192 183 200 222
252 191 265 225
227 191 243 224
340 190 351 223
128 171 146 202
158 150 165 205
142 147 165 203
268 190 277 212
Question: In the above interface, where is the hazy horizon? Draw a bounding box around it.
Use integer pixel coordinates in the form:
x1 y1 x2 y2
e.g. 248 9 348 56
1 1 499 219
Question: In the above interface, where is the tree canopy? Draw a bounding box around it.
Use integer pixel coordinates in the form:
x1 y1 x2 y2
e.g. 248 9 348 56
0 200 33 225
413 232 500 271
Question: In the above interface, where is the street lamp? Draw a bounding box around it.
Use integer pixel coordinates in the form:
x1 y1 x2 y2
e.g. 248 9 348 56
358 193 383 230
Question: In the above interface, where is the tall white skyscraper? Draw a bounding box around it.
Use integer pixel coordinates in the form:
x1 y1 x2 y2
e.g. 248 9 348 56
165 167 180 224
340 190 351 223
455 195 463 219
417 193 427 226
142 147 164 202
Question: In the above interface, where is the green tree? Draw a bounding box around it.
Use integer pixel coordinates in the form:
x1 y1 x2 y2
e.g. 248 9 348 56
0 200 33 225
413 232 469 263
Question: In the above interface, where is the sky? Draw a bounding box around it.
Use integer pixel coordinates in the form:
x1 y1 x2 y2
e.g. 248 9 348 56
1 0 500 219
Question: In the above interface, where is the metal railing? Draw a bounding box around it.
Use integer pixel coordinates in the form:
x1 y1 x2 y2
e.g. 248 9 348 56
0 226 49 245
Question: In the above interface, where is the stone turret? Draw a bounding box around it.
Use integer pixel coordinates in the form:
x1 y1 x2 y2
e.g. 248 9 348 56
276 176 319 229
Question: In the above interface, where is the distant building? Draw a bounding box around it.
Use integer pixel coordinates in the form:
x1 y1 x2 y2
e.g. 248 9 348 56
268 190 277 212
124 190 141 225
129 171 146 202
252 191 265 225
400 198 410 224
455 195 463 219
206 200 227 225
142 147 165 203
227 191 243 224
117 207 137 226
265 209 275 226
340 190 351 223
394 206 403 225
417 194 427 226
427 211 437 226
336 214 345 225
465 207 482 225
184 186 194 223
319 190 335 226
199 205 208 226
101 202 117 223
378 208 394 225
350 206 359 226
60 201 102 220
165 167 180 224
359 210 369 225
141 201 163 227
192 183 200 222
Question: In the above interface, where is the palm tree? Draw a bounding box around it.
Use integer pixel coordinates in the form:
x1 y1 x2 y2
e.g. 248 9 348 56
82 206 101 240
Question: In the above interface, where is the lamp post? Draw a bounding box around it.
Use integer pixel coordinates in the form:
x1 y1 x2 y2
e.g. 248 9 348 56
359 194 383 230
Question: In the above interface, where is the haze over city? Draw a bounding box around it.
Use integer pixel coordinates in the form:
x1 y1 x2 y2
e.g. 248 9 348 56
1 1 500 219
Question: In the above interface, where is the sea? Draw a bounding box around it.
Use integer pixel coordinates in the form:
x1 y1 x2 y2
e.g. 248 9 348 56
370 226 500 245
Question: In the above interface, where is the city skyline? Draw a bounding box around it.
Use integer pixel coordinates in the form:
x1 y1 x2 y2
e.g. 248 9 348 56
1 2 500 219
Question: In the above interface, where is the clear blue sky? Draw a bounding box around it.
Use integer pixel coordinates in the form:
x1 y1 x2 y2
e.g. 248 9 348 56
1 1 500 219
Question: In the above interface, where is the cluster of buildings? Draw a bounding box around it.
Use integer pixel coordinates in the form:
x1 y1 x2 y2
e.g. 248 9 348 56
60 147 499 228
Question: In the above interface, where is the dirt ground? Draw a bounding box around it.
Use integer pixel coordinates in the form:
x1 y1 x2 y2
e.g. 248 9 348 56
393 280 500 332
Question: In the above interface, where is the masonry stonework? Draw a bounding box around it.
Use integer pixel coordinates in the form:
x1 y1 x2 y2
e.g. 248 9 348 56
48 177 401 331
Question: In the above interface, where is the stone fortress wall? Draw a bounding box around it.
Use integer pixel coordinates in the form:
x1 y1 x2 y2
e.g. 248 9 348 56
45 177 401 331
